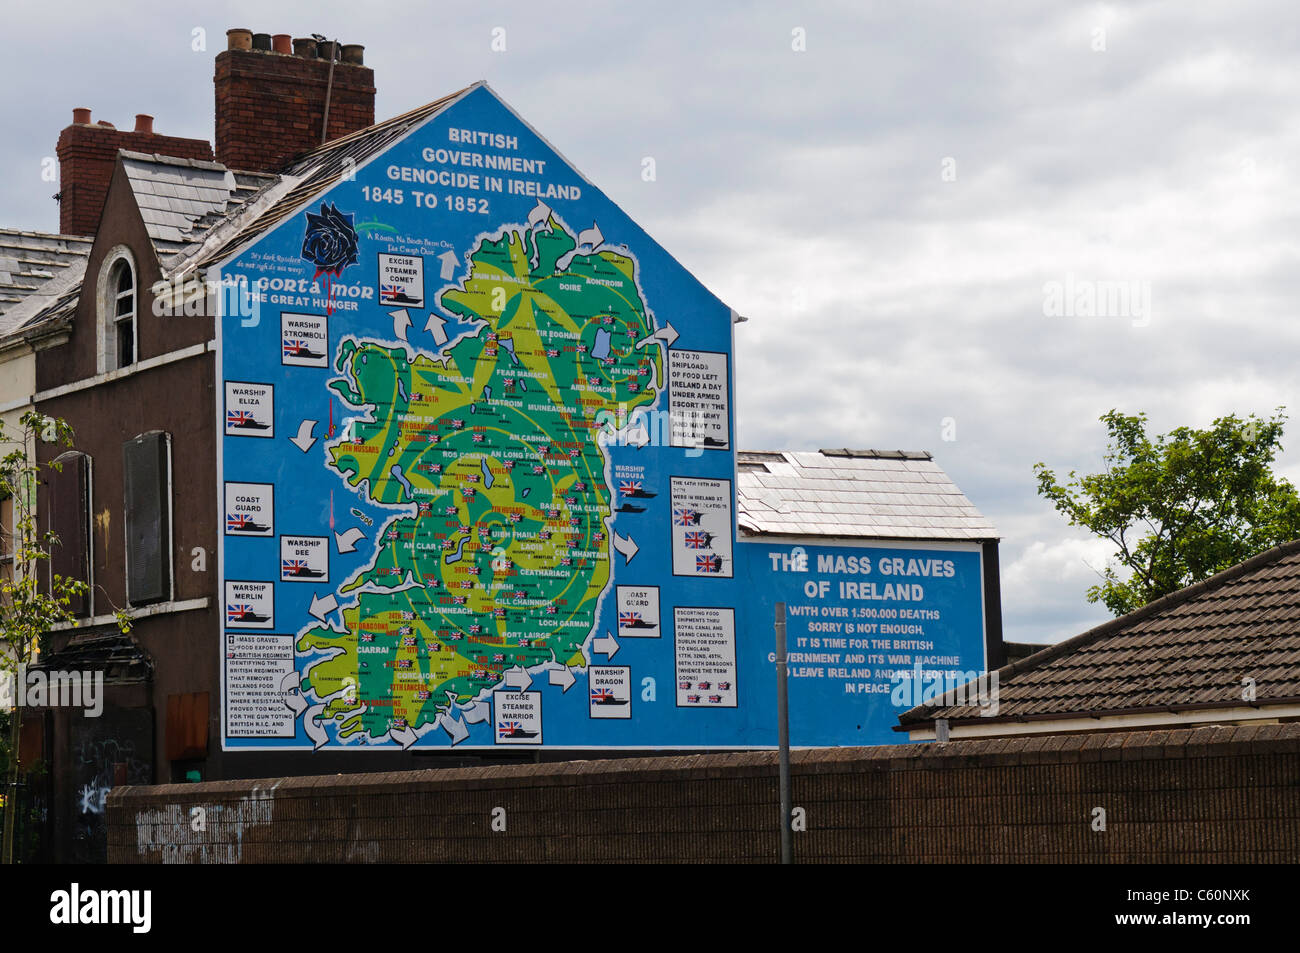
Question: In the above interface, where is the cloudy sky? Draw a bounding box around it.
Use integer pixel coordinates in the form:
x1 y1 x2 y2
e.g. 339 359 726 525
3 1 1297 645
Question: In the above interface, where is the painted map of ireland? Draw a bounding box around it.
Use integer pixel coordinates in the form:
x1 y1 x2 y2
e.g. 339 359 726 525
295 215 662 744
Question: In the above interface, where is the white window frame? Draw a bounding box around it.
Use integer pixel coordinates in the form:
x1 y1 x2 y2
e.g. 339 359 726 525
97 245 139 373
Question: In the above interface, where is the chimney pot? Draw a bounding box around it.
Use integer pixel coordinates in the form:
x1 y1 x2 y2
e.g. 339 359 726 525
341 44 364 66
72 107 92 125
317 40 338 61
272 33 292 54
227 28 253 51
134 114 154 134
252 32 272 52
292 37 317 58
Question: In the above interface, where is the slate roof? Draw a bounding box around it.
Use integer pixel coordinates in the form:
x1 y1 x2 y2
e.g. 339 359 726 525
0 229 91 329
899 539 1300 727
120 152 275 263
736 449 997 541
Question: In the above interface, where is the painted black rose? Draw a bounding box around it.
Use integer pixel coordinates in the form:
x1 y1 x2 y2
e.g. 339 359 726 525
301 202 359 276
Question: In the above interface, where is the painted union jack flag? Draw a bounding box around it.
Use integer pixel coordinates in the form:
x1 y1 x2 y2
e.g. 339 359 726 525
577 343 587 353
679 680 692 690
687 694 700 704
472 432 484 443
494 607 506 618
282 559 309 576
392 717 408 729
564 496 577 505
386 528 399 541
474 669 488 679
673 507 700 526
416 689 430 700
283 339 309 357
514 590 526 598
546 348 559 357
398 625 413 636
593 531 605 542
380 284 403 300
469 624 482 634
532 464 545 474
360 632 374 643
697 681 711 690
539 529 551 540
684 531 710 549
568 517 580 526
381 567 402 577
629 383 639 392
560 556 572 566
453 595 466 605
568 448 579 457
546 604 557 615
227 410 258 428
509 512 522 523
619 612 641 627
459 579 473 589
226 513 254 532
402 636 416 647
463 488 476 499
708 694 722 704
718 681 731 691
498 721 521 736
492 653 505 663
696 554 723 573
397 658 412 669
591 687 616 703
226 604 255 623
444 505 457 515
450 418 464 428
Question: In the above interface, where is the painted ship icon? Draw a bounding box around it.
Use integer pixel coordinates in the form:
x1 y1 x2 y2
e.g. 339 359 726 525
226 410 269 430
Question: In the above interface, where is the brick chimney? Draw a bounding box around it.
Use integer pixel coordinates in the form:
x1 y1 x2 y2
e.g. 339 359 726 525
55 111 214 237
214 30 375 174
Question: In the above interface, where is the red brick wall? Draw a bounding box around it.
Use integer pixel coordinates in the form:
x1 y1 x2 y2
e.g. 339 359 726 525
107 724 1300 863
214 48 375 174
56 125 212 237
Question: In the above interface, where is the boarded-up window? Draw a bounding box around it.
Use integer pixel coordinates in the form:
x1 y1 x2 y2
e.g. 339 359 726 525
165 692 210 761
123 431 171 606
47 451 91 617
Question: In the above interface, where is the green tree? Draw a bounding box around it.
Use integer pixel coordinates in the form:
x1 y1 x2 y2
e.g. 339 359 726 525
1034 408 1300 617
0 412 128 864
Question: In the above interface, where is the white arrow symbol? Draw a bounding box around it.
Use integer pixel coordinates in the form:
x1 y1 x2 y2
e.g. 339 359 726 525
577 222 603 248
424 312 448 346
304 704 328 749
624 425 650 449
391 725 418 749
439 713 469 745
528 200 552 227
308 592 338 623
335 527 366 553
438 250 458 280
462 700 490 723
548 664 575 693
280 671 307 715
290 419 317 452
612 532 639 565
593 631 620 660
391 309 411 342
504 666 533 691
635 322 678 350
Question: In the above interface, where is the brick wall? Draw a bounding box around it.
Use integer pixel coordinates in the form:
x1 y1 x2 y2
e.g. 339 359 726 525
107 724 1300 863
56 124 213 236
214 48 375 173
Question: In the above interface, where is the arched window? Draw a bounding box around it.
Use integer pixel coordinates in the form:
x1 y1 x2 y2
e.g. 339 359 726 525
111 260 135 366
98 246 138 372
